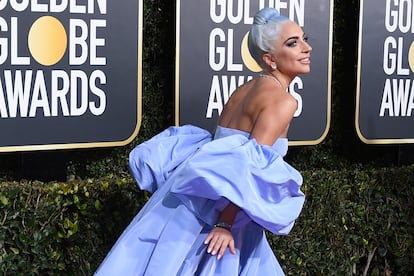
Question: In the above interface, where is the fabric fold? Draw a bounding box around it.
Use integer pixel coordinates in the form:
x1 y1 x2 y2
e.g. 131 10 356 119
129 125 212 193
169 133 304 235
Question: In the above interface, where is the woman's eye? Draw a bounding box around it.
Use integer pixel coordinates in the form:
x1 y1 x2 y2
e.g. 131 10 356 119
286 40 297 47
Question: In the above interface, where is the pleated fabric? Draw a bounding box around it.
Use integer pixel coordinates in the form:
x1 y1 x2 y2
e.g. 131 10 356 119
95 125 304 275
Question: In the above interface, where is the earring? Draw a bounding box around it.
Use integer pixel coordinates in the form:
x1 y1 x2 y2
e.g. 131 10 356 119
271 63 277 70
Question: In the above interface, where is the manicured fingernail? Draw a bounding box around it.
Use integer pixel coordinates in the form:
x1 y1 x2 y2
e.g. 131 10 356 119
211 251 216 255
207 248 211 253
217 254 222 260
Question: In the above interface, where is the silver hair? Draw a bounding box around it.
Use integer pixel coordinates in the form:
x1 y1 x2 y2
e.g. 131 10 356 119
248 8 290 69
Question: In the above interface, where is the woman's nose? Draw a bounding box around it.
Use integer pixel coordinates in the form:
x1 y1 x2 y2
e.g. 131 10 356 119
303 42 312 53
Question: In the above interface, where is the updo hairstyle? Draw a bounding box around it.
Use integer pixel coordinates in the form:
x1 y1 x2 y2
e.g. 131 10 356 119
248 8 290 69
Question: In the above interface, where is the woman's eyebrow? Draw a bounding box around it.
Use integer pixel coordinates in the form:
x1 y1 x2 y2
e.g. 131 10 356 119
284 33 307 43
283 35 299 43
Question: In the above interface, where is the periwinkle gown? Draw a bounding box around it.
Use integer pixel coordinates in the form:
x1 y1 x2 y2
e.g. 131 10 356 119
95 125 305 275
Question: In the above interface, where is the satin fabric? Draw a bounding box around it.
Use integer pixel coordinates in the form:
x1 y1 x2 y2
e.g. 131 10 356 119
95 125 304 275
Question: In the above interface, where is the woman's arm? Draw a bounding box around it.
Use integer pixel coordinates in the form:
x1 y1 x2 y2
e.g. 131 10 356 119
204 202 239 259
217 202 240 226
204 91 297 260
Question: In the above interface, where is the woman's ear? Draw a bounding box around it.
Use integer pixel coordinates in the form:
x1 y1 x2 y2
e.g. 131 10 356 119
262 53 272 67
262 53 277 70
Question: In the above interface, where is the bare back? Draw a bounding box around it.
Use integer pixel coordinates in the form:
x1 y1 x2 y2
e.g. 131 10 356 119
217 77 298 146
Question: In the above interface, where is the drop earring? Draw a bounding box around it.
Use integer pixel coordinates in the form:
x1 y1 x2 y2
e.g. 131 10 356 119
271 63 277 70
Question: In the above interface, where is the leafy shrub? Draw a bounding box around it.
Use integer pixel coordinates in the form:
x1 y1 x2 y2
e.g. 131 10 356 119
0 176 146 275
1 166 413 275
270 166 414 275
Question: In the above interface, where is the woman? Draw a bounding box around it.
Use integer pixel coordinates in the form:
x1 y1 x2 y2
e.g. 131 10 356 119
96 7 312 275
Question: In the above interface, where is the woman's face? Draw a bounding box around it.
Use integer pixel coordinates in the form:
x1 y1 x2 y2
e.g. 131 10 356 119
271 22 312 77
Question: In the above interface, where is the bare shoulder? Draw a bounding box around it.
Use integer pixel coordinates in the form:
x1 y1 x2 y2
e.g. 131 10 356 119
272 91 298 112
249 87 298 145
219 78 297 143
255 83 297 113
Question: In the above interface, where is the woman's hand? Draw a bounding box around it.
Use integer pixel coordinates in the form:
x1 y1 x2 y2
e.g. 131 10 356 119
204 227 236 260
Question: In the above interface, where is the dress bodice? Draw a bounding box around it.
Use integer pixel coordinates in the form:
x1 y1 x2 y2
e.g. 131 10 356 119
214 125 288 157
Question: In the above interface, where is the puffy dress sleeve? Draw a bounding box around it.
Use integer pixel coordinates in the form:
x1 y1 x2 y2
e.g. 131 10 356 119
129 125 212 193
169 134 305 235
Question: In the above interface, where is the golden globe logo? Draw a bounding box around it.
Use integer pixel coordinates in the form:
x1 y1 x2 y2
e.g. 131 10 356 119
28 16 67 66
0 0 107 118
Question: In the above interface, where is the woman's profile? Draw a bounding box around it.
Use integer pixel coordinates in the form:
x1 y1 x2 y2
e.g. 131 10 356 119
96 7 312 275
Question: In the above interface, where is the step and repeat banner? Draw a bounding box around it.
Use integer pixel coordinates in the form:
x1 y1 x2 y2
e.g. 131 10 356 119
0 0 142 152
357 0 414 144
4 1 407 152
176 0 333 145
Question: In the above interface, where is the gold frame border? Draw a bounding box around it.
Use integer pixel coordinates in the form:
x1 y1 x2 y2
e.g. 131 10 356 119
175 0 334 146
0 0 143 153
355 0 414 144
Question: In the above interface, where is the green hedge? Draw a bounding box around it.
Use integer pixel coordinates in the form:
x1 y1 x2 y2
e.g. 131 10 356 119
1 166 413 275
270 166 414 275
0 176 146 275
